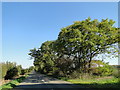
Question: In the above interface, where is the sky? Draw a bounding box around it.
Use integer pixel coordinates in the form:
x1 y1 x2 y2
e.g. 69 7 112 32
2 2 118 68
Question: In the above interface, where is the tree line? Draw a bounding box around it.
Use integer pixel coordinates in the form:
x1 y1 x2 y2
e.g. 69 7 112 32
29 18 119 77
0 61 34 80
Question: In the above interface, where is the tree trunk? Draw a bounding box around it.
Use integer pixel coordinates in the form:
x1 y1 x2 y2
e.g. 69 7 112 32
88 57 92 73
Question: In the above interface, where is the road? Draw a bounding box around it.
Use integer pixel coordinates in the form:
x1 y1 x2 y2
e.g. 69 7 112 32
13 71 89 90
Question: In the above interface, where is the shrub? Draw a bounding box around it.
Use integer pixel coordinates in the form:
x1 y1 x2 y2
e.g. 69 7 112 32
28 66 34 72
5 67 18 80
69 70 93 79
69 71 81 79
21 69 25 75
92 65 114 76
16 65 22 76
112 68 120 78
21 69 29 75
52 67 60 76
1 62 16 79
0 61 24 80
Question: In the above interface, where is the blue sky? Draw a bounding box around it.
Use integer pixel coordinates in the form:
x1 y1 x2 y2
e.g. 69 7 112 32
2 2 118 68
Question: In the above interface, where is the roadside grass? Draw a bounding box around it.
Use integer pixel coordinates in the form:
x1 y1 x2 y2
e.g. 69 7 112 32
44 73 120 88
0 75 28 89
60 76 120 88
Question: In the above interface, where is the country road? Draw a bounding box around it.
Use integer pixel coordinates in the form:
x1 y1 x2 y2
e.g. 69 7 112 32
13 71 90 90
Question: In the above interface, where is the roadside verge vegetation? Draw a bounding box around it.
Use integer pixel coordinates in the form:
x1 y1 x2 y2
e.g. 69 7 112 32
0 61 34 89
0 75 28 89
64 76 120 88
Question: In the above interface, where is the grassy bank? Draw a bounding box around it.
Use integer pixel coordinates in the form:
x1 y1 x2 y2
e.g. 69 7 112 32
0 75 28 89
59 76 120 88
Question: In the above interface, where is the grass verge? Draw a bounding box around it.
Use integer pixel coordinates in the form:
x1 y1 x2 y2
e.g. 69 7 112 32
0 75 28 89
60 76 120 88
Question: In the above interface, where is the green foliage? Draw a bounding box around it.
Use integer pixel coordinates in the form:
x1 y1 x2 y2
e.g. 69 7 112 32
69 71 94 79
0 61 30 80
68 71 81 79
0 62 17 79
29 41 56 74
55 18 118 72
112 65 120 78
0 63 8 79
28 66 34 72
0 76 27 89
16 65 22 76
20 66 34 75
112 69 120 78
21 69 28 75
91 64 114 76
29 18 119 77
5 67 19 79
66 77 119 88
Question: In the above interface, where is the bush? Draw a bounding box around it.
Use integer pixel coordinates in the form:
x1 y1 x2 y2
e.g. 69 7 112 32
16 65 22 76
0 61 24 80
21 69 29 75
69 71 81 79
28 66 34 73
112 68 120 78
21 69 25 75
92 65 114 76
51 67 60 76
4 67 19 80
1 62 17 79
69 70 93 79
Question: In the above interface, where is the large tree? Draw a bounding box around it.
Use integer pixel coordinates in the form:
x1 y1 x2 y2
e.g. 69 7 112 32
54 18 118 72
29 41 57 73
29 18 119 74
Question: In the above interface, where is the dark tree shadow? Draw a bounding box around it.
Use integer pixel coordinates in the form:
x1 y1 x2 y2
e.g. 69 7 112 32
11 83 120 90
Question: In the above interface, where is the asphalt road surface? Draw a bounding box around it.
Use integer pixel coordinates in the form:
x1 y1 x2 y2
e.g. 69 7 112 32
13 71 91 90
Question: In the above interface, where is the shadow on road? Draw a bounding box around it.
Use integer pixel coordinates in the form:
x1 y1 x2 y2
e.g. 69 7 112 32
12 83 119 90
12 83 98 90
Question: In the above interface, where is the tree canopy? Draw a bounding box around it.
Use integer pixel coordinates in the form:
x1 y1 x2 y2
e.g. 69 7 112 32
29 18 119 76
